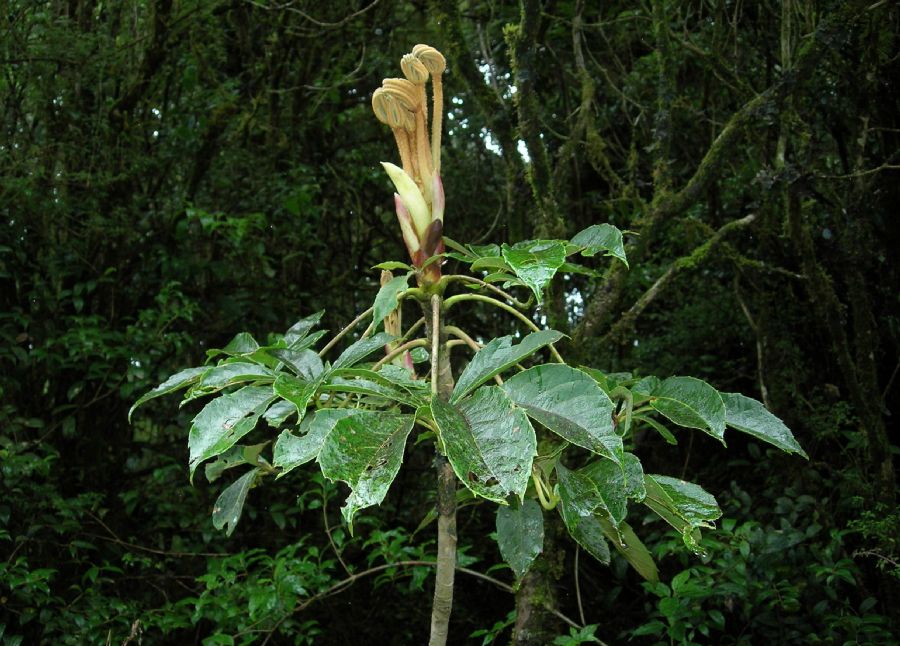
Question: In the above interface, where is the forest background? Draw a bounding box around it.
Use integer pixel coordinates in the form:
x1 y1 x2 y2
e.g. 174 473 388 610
2 0 899 644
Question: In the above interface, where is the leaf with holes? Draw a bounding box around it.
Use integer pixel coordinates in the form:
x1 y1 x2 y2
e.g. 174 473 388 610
501 240 567 304
188 386 275 479
570 223 628 267
317 412 415 525
433 387 536 502
273 409 361 477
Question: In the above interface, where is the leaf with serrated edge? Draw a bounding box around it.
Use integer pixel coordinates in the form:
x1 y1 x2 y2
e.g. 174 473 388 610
274 409 360 477
317 412 414 525
722 392 807 457
501 240 566 304
433 387 536 502
212 468 259 537
496 499 544 578
372 273 411 326
503 364 622 464
570 223 628 267
188 386 275 479
650 376 726 443
129 366 207 421
452 330 564 402
332 332 395 370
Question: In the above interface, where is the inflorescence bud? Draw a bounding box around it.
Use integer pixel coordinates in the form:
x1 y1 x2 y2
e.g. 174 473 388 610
372 45 448 284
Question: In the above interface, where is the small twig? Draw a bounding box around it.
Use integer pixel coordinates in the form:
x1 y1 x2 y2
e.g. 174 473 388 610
256 559 595 645
85 511 229 558
322 482 351 577
318 307 374 358
574 546 586 626
443 274 531 309
443 293 565 363
371 338 430 371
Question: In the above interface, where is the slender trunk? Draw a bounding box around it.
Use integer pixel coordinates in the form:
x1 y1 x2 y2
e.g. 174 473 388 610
426 294 457 646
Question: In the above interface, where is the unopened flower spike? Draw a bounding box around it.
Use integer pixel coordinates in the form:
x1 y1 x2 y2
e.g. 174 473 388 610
372 45 447 283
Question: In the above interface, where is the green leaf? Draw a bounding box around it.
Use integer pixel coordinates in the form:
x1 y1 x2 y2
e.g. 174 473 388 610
471 256 513 272
496 499 544 578
223 332 260 355
557 463 604 522
643 474 721 554
600 519 657 581
721 392 807 457
503 364 622 464
262 399 296 428
372 273 411 326
205 443 266 483
501 240 567 304
269 348 324 380
188 386 275 479
129 366 207 421
452 330 565 402
318 412 415 525
273 409 360 476
332 332 395 370
432 387 536 503
372 261 413 271
567 513 611 566
650 377 726 443
321 376 418 407
212 468 259 537
284 311 324 347
273 374 319 420
580 453 646 525
193 362 274 392
283 329 327 354
570 223 628 267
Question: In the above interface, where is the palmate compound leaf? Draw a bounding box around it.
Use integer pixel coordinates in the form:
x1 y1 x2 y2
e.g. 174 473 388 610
643 474 721 554
451 329 565 403
129 366 208 422
500 240 567 304
721 392 807 457
649 376 726 443
432 387 536 503
496 498 544 578
188 385 276 480
212 467 260 537
317 411 415 526
502 364 622 465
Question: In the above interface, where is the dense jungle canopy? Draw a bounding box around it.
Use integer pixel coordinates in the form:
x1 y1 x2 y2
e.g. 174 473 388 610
2 0 899 644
